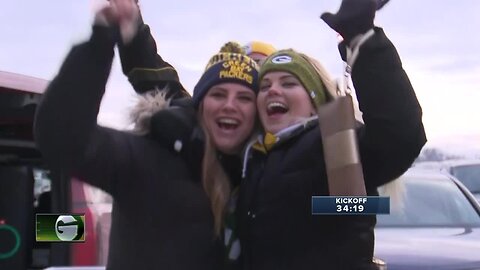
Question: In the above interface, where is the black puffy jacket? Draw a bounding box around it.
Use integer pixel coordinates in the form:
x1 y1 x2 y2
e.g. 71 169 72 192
237 28 427 270
34 25 225 270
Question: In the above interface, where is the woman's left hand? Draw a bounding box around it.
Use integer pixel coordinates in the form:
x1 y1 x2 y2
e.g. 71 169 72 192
109 0 142 44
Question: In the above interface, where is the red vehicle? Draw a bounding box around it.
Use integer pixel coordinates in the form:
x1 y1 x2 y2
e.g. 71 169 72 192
0 71 110 269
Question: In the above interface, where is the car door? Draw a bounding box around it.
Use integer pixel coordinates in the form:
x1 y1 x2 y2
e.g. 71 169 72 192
0 71 101 269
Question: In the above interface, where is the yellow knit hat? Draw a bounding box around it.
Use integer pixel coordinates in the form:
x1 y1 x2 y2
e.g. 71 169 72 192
243 41 276 57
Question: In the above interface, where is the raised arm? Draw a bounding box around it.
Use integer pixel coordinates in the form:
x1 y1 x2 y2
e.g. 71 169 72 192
31 0 175 198
352 28 426 189
109 0 189 99
34 24 119 192
322 0 427 190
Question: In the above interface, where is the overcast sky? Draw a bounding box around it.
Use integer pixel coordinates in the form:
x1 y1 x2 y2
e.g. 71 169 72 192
1 0 479 155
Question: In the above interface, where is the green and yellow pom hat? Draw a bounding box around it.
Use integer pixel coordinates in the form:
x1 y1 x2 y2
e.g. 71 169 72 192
259 49 335 108
192 42 260 108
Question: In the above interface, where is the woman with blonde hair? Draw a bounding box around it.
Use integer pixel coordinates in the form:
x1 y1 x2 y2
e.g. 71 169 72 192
235 0 426 269
34 0 259 269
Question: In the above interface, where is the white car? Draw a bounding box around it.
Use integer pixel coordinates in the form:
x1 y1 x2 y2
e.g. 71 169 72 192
415 160 480 201
374 169 480 269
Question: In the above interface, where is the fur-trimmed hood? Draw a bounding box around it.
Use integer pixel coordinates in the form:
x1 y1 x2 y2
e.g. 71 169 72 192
129 88 171 135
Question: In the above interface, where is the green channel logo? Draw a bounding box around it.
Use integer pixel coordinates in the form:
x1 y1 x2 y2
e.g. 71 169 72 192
36 214 85 242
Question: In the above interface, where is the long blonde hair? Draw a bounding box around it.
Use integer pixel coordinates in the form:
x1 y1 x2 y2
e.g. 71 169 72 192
198 106 232 236
128 86 236 236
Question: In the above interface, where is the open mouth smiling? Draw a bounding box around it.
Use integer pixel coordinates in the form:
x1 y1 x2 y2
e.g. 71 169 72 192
267 102 289 116
217 118 239 130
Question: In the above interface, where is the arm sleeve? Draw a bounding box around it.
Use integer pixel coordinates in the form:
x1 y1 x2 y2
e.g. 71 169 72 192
348 27 427 189
118 20 189 99
34 25 135 195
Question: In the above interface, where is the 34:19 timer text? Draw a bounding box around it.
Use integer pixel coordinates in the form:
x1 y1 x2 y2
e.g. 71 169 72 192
336 205 364 212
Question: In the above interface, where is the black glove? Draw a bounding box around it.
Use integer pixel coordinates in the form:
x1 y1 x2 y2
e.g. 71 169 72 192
321 0 377 43
376 0 390 10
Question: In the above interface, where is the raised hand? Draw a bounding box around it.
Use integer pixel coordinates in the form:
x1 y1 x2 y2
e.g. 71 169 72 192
111 0 141 43
320 0 377 43
94 2 120 27
94 0 141 44
376 0 390 10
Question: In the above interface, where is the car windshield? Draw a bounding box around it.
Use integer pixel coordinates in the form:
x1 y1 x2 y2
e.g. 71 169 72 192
377 174 480 227
450 165 480 194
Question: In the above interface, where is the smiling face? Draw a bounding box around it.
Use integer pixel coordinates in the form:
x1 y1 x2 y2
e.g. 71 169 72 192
200 82 257 154
257 71 316 134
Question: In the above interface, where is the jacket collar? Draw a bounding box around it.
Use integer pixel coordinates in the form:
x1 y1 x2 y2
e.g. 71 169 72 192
241 115 318 178
254 115 319 153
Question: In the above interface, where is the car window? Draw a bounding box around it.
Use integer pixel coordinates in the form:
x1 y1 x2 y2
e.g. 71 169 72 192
450 165 480 193
377 176 480 227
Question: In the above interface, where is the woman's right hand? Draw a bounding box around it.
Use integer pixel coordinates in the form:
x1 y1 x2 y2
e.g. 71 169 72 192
94 0 141 44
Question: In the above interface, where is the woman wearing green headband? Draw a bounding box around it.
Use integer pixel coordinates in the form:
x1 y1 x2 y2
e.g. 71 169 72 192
235 1 426 269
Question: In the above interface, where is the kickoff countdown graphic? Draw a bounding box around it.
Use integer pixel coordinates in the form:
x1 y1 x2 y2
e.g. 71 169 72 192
312 196 390 215
36 214 85 242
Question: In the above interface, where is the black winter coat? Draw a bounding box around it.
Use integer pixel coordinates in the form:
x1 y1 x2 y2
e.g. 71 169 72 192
237 28 427 270
34 26 224 270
